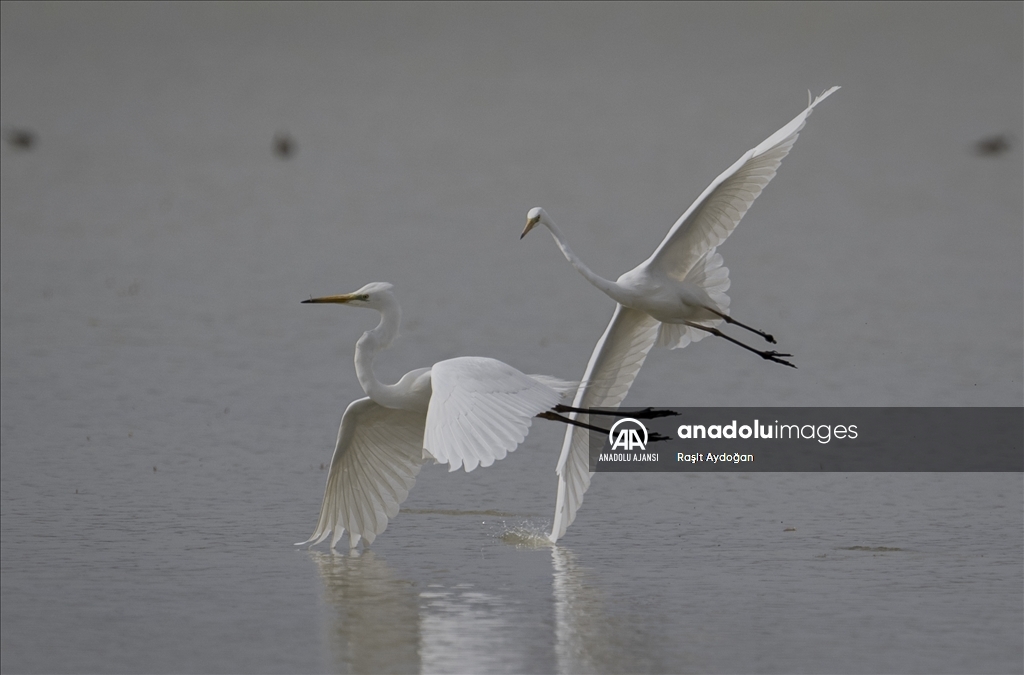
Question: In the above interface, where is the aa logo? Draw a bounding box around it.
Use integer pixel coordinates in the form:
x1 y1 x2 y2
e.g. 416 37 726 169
608 418 648 451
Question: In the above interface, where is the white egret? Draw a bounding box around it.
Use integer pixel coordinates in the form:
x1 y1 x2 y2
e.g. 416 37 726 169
521 87 840 542
296 282 655 550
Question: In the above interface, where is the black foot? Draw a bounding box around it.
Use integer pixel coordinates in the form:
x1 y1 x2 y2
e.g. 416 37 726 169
761 351 797 368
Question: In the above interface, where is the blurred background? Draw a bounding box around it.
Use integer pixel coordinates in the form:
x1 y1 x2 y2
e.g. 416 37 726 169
2 3 1021 673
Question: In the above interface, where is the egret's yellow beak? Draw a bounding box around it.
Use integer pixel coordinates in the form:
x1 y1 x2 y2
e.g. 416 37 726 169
521 214 541 239
302 293 359 304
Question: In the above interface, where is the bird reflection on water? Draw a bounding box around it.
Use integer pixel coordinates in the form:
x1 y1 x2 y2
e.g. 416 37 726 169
310 550 420 673
311 548 525 672
310 542 667 673
551 546 674 673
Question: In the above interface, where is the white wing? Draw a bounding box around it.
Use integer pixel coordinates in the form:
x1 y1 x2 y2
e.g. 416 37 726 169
298 397 428 549
642 86 839 281
549 305 661 542
424 357 565 472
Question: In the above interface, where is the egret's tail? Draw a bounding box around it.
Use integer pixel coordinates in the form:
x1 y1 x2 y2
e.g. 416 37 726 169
657 247 731 349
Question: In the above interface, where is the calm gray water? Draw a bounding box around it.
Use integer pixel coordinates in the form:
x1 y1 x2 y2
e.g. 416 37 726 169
2 3 1021 673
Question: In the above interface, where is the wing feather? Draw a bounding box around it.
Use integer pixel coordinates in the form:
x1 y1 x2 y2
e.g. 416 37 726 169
297 397 427 548
643 86 839 281
424 357 564 472
548 89 838 542
549 305 661 542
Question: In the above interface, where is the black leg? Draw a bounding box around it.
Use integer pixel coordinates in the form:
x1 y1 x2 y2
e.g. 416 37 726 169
538 411 673 442
704 307 777 344
685 322 797 368
537 411 610 435
553 404 678 419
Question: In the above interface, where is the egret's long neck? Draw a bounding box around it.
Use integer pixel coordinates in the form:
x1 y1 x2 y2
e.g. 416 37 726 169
541 217 623 300
353 297 406 406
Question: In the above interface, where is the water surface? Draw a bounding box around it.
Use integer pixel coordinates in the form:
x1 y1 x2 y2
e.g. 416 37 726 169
2 3 1021 673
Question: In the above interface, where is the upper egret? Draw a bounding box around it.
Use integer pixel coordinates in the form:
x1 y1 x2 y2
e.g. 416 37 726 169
521 87 839 542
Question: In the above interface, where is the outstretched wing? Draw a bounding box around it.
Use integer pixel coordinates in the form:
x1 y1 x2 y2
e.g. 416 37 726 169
297 397 428 549
550 305 661 542
643 86 839 281
424 356 565 472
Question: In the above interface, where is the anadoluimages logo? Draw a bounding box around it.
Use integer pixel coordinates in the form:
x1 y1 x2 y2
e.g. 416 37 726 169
608 418 648 451
591 407 1023 472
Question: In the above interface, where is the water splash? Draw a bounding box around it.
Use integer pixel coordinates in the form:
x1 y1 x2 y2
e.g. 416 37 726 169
498 522 554 548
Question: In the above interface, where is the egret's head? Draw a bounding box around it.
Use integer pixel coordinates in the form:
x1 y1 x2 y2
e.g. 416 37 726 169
302 282 395 309
521 207 549 239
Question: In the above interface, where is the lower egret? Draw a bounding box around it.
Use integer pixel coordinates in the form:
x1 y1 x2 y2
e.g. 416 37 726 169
296 282 666 549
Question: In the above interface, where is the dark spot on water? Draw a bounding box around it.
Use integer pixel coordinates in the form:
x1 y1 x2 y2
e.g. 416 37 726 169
974 134 1011 156
274 132 296 159
839 546 903 552
6 129 36 150
783 527 796 532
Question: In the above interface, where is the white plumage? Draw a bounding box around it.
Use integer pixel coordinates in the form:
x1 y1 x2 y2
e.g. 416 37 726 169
426 358 565 472
297 282 576 549
522 88 840 543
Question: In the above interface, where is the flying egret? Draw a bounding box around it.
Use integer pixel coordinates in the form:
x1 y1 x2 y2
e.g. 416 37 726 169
521 87 839 543
296 282 668 550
